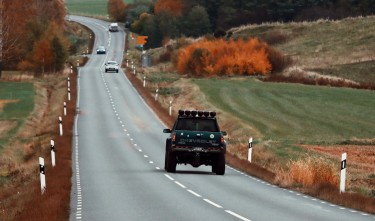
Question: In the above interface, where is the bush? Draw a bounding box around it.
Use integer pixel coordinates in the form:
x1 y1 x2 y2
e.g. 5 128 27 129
176 38 273 76
266 47 293 73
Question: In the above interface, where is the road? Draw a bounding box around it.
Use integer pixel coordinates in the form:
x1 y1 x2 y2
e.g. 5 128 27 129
69 16 375 221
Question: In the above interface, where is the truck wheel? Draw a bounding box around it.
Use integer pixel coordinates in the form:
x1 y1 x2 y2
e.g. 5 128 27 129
214 154 225 175
166 151 176 173
164 140 171 170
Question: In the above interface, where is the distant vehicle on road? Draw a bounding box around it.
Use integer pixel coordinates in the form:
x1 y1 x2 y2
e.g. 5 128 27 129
105 61 119 73
163 110 227 175
109 23 119 32
96 46 106 54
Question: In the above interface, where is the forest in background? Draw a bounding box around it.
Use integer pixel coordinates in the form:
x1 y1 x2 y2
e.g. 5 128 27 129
108 0 375 48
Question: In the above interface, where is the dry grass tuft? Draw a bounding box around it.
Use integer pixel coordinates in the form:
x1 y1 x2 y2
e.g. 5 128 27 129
287 156 339 188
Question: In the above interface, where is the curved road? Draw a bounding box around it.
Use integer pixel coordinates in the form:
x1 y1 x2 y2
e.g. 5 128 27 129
69 16 374 221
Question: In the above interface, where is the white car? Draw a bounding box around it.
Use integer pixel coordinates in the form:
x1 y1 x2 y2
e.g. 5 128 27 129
105 61 119 73
96 46 106 54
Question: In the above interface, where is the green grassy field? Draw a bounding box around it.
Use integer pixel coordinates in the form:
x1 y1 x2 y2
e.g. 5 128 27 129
65 0 134 16
193 78 375 144
0 82 34 150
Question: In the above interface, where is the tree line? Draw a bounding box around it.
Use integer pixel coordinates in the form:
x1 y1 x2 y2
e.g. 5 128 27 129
109 0 374 49
1 0 68 74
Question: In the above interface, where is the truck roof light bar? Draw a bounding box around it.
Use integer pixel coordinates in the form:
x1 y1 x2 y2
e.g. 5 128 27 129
178 109 216 117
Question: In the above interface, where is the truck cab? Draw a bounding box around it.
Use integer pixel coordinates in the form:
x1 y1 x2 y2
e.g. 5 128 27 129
163 110 227 175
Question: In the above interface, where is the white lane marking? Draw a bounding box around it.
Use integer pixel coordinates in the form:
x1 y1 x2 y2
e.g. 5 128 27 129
203 199 223 208
144 155 148 158
225 210 253 221
188 190 202 197
74 70 82 221
155 167 160 170
164 174 174 181
175 181 186 189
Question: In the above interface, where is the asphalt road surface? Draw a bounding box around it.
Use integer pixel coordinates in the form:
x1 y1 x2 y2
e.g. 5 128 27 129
68 16 375 221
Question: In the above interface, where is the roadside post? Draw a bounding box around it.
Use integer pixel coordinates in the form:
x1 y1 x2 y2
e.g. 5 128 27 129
59 116 63 136
68 77 70 88
169 101 172 116
51 140 56 167
39 157 46 194
248 137 253 163
155 89 158 101
68 88 71 101
143 76 146 87
340 152 347 193
64 102 67 116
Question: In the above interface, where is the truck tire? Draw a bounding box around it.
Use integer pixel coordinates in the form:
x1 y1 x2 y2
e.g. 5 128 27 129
166 150 176 173
164 140 171 170
214 154 225 175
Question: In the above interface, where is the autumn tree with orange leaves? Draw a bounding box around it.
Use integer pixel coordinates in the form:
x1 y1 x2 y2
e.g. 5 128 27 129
154 0 183 17
177 38 272 76
2 0 68 74
108 0 128 21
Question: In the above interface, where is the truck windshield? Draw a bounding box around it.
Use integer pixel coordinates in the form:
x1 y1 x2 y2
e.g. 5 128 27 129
175 118 219 132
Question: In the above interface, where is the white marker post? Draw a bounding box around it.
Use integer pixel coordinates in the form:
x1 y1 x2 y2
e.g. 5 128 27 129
68 88 71 101
59 116 63 136
155 89 159 101
248 137 253 163
169 101 172 116
126 59 129 67
70 66 73 74
340 152 347 193
143 76 146 87
39 157 46 194
64 102 67 116
51 140 56 167
133 69 136 75
68 77 70 88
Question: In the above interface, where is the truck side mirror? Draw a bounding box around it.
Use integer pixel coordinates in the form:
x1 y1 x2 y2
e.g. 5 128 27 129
163 129 171 133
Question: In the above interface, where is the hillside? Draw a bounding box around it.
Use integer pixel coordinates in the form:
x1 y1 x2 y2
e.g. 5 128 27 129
230 16 375 83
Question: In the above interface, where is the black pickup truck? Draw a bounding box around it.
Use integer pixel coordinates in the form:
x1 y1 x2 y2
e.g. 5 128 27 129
163 110 227 175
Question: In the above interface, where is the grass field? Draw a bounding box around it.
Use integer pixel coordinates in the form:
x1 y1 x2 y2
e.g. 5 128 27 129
65 0 134 16
232 16 375 80
193 78 375 144
0 82 34 150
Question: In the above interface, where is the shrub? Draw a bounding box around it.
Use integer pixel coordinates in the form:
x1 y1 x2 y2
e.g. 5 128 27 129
176 38 273 76
266 46 293 73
